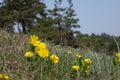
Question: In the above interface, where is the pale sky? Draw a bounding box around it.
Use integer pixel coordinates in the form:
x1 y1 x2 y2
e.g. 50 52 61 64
44 0 120 36
77 0 120 36
0 0 120 36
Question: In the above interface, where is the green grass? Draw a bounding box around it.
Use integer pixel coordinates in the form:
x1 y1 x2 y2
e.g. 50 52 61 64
0 30 120 80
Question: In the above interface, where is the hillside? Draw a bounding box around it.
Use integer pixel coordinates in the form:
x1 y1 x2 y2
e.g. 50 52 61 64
0 30 120 80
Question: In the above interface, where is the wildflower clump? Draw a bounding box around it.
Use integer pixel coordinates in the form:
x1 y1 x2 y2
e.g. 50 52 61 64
83 58 92 75
24 35 49 62
0 73 9 80
72 53 93 78
50 54 59 64
113 52 120 65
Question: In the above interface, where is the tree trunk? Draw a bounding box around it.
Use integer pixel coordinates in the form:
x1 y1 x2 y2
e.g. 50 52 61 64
22 26 26 34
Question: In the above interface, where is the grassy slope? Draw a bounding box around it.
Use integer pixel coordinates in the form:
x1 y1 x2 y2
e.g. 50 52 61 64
0 30 120 80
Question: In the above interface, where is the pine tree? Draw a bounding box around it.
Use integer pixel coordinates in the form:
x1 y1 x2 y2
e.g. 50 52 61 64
0 1 13 30
0 0 46 33
47 0 80 45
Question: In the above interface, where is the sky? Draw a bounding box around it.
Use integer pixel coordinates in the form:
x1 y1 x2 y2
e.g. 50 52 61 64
0 0 120 36
75 0 120 36
44 0 120 36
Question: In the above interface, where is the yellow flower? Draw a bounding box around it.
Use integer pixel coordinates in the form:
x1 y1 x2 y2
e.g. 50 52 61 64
50 54 59 64
37 48 49 58
72 65 80 71
115 52 120 58
84 59 92 64
3 74 9 80
32 41 46 48
85 69 90 73
33 41 41 47
76 54 82 58
34 46 40 53
0 73 9 80
0 73 3 78
29 35 39 46
34 42 47 51
118 58 120 62
37 42 46 48
24 51 34 57
67 50 72 54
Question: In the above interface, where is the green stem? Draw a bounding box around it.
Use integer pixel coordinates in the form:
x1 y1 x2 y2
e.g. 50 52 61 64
113 36 120 52
41 62 43 80
77 71 80 80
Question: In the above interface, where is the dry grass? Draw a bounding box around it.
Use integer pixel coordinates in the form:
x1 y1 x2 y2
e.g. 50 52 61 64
0 30 120 80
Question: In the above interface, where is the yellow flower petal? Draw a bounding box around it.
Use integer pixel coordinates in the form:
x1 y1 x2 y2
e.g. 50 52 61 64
76 54 82 58
37 48 49 58
3 74 9 80
24 51 34 57
115 52 120 58
29 35 40 46
50 54 59 64
72 65 80 71
84 59 92 64
0 73 3 78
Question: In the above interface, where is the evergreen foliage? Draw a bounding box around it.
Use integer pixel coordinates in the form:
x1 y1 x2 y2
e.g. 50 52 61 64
30 0 80 45
0 0 46 33
74 32 120 54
